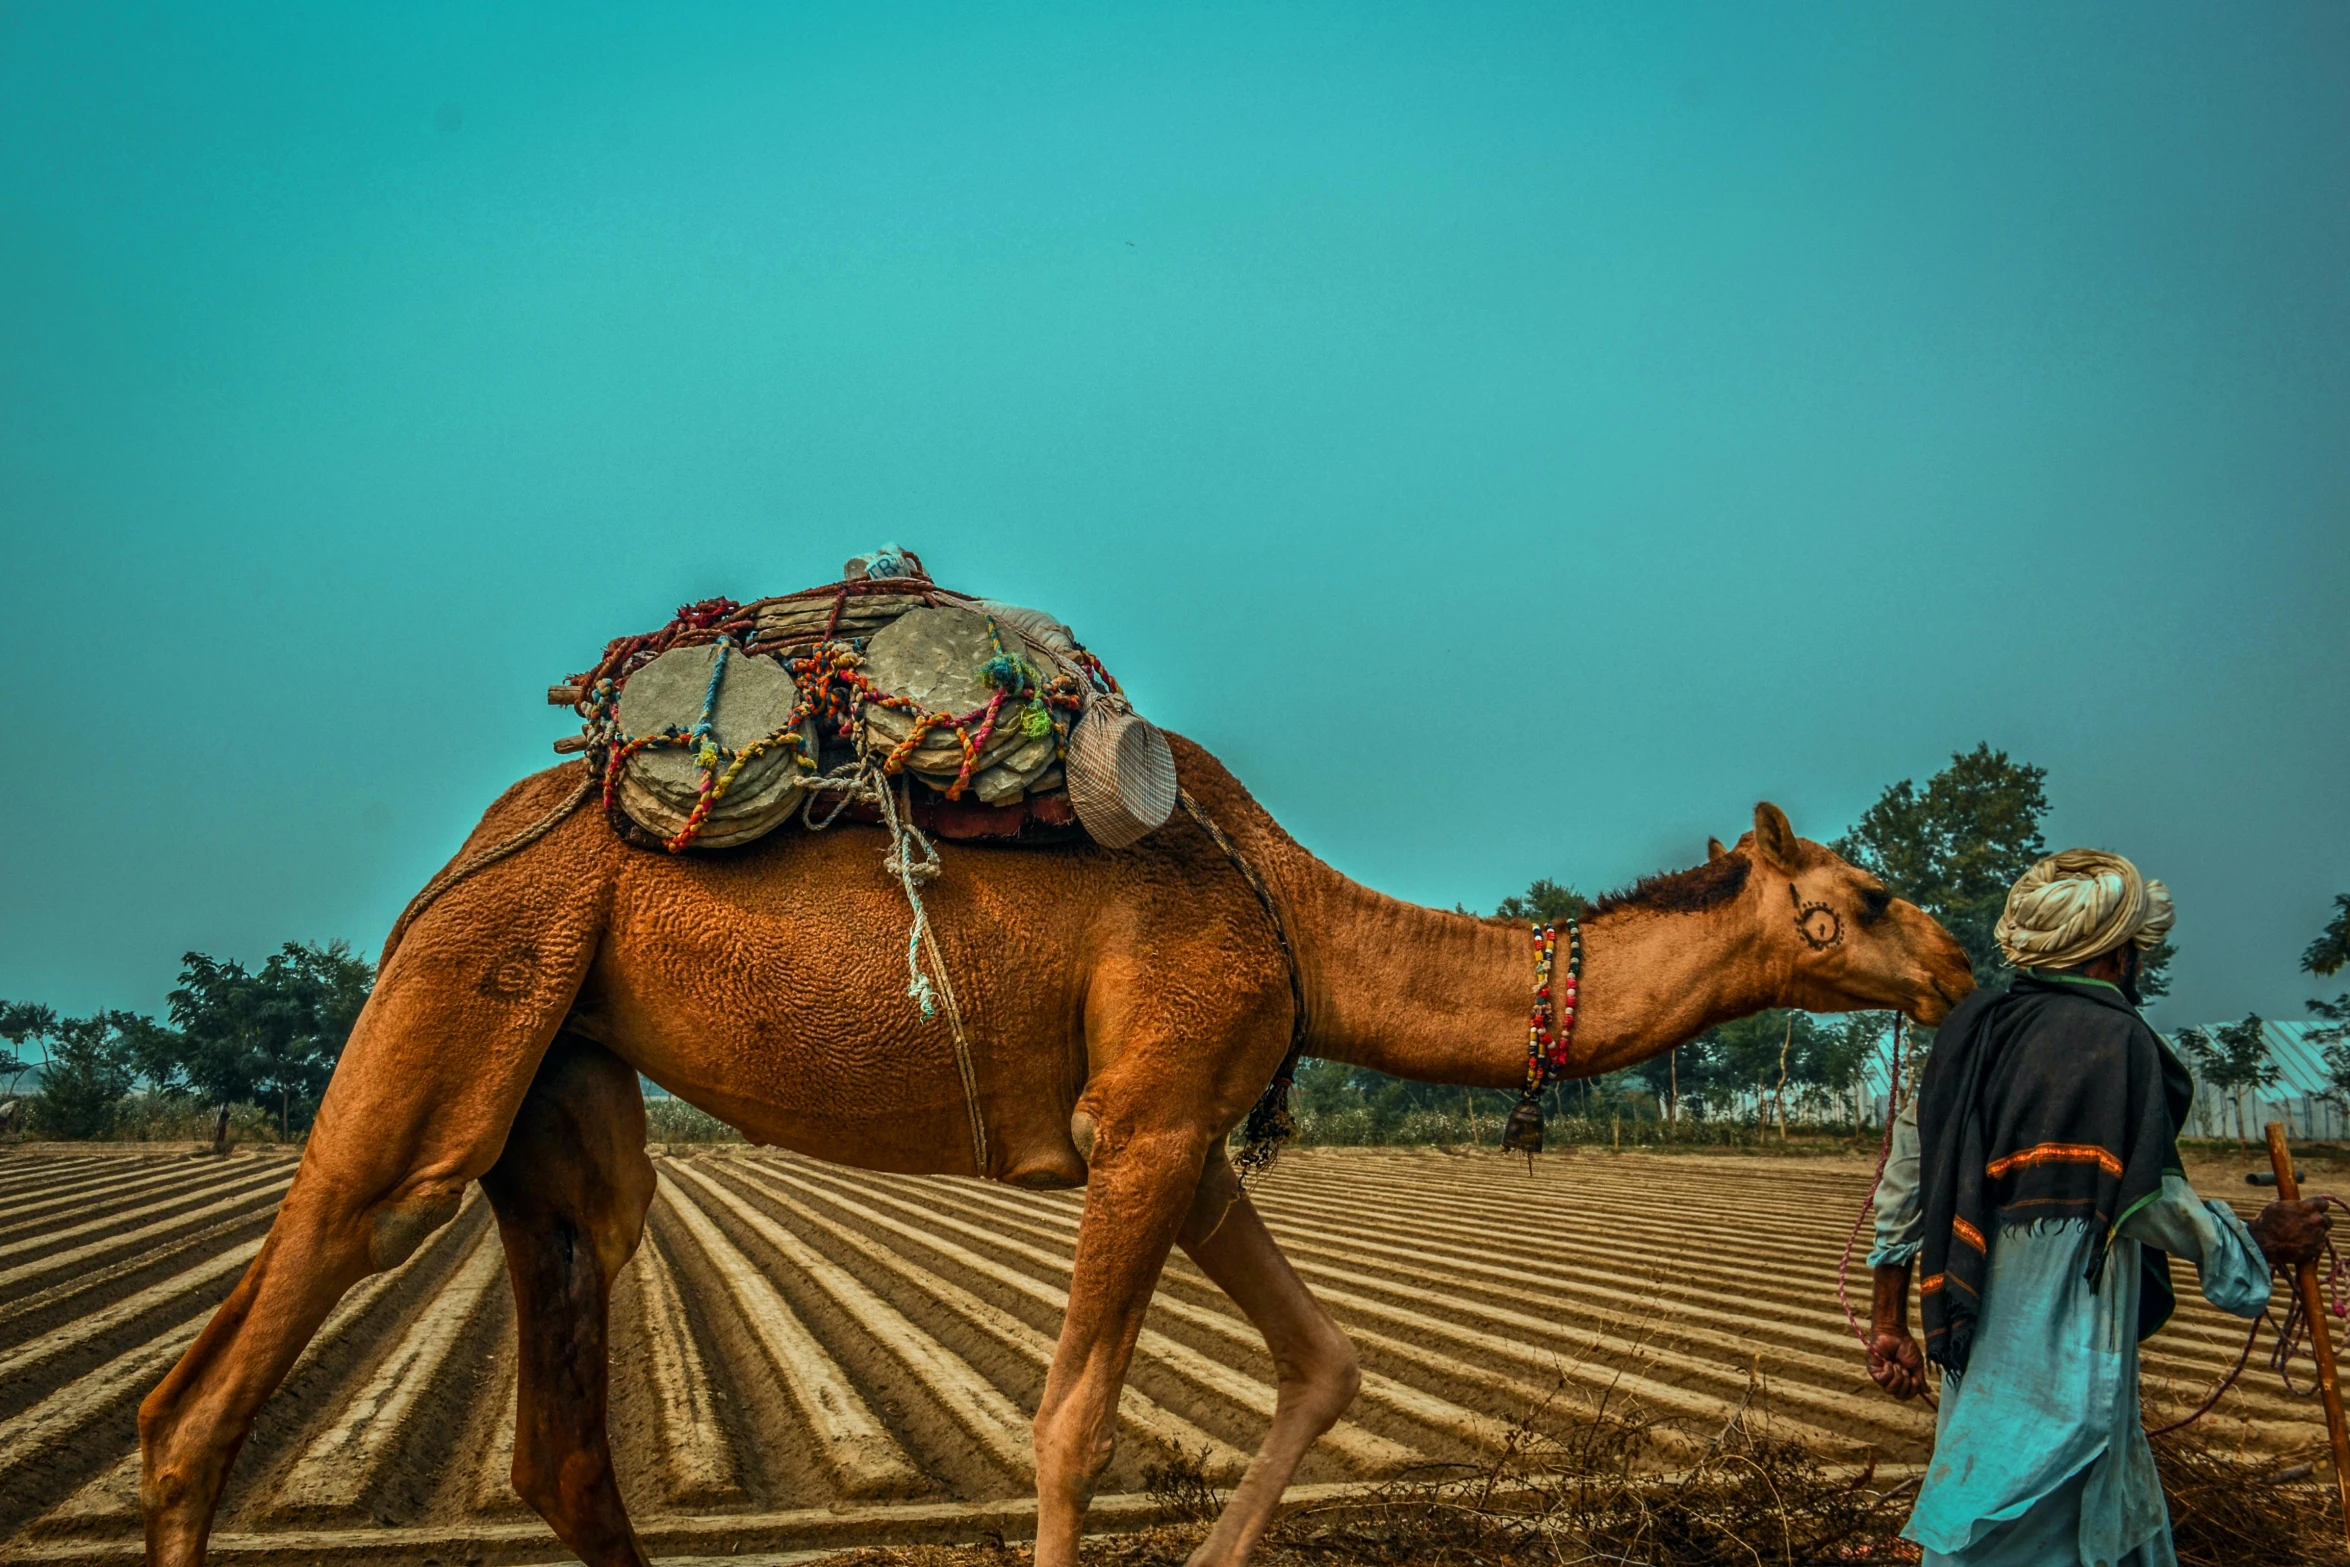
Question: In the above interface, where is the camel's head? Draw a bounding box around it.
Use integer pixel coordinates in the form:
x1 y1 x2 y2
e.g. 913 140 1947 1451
1679 804 1975 1026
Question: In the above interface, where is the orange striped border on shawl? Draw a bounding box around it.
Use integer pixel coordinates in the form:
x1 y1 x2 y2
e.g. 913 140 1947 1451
1984 1143 2124 1180
1951 1216 1987 1252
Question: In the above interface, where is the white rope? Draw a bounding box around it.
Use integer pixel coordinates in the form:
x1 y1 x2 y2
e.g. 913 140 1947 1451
800 756 988 1177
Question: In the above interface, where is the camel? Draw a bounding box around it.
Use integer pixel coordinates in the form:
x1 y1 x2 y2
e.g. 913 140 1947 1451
135 734 1972 1567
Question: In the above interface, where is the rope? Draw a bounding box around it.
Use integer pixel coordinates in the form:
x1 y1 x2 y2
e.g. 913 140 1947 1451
1836 1017 1937 1413
1175 789 1309 1180
381 768 597 964
1836 1017 1906 1346
1835 1018 2350 1433
2147 1193 2350 1437
800 757 989 1178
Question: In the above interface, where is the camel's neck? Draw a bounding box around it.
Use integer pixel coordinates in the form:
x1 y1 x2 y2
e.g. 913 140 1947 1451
1181 745 1777 1087
1283 864 1776 1086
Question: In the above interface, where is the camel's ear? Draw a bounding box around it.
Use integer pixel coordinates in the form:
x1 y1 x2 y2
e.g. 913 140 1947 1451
1753 803 1798 868
1707 836 1729 863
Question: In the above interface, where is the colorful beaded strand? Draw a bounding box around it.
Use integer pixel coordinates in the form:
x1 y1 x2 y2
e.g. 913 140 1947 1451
1501 916 1582 1155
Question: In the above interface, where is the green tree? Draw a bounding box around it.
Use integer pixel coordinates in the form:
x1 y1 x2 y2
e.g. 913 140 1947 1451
168 953 268 1140
162 944 375 1142
2302 894 2350 1101
252 942 373 1138
2176 1015 2279 1146
28 1014 136 1139
1494 878 1589 925
114 1011 190 1097
1834 743 2049 987
1 1000 59 1101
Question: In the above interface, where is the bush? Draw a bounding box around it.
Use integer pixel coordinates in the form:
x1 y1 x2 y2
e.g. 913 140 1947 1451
111 1095 281 1144
27 1018 136 1139
644 1095 746 1145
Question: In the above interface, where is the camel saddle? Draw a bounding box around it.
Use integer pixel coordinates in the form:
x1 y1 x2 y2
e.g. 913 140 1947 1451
553 549 1176 852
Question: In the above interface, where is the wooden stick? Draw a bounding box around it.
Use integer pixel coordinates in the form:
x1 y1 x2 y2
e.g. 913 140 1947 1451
2266 1120 2350 1550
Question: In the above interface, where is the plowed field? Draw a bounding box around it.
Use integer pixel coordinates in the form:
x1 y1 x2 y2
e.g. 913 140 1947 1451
0 1145 2312 1565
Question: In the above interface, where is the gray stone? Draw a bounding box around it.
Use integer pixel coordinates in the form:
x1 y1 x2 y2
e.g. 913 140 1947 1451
613 644 811 845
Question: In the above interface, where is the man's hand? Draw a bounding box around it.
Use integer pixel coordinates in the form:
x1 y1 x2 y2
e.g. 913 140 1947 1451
1868 1329 1925 1400
2253 1197 2332 1270
1866 1261 1926 1401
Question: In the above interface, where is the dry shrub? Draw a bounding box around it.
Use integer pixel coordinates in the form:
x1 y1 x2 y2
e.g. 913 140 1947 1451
2156 1428 2347 1567
812 1381 2350 1566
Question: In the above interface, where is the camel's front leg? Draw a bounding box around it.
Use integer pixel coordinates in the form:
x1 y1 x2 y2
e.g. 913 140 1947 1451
139 785 606 1566
1175 1160 1360 1567
1033 1115 1208 1566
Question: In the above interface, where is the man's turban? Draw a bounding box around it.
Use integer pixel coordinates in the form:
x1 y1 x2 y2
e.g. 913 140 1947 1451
1994 849 2176 972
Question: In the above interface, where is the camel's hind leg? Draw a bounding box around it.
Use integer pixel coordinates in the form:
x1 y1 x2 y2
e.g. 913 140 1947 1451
1173 1157 1360 1567
478 1032 656 1567
138 805 605 1567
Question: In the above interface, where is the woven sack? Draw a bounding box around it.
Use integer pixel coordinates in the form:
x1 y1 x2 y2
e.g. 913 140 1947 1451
1065 696 1177 848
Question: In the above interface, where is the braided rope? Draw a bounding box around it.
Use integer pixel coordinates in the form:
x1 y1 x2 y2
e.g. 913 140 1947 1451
1176 789 1309 1180
799 757 989 1178
381 767 597 963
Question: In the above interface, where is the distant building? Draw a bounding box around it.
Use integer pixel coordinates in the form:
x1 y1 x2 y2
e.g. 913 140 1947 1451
2165 1020 2346 1143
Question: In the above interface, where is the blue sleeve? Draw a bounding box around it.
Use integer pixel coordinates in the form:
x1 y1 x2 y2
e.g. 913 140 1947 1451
2117 1174 2274 1319
1868 1097 1924 1267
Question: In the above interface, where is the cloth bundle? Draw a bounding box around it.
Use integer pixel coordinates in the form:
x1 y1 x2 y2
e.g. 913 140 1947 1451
1993 849 2176 972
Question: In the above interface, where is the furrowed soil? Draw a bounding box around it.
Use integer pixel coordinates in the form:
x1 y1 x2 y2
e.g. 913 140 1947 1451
0 1143 2331 1566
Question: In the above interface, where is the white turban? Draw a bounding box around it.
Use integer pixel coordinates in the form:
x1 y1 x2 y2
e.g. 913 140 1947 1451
1994 849 2176 972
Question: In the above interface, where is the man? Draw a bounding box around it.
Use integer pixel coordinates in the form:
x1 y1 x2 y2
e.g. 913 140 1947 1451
1865 848 2330 1567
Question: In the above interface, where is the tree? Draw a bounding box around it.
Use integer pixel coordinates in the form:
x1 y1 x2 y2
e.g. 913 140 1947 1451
1494 878 1589 925
1835 743 2049 988
162 943 375 1143
28 1014 135 1140
168 953 268 1143
1687 1011 1834 1134
114 1011 190 1097
0 1001 59 1100
2176 1015 2280 1146
2302 894 2350 1101
251 942 373 1138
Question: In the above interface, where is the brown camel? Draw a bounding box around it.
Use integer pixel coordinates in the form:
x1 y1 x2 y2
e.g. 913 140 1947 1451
136 735 1972 1567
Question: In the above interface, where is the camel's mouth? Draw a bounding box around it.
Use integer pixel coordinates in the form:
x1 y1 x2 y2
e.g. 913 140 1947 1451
1905 971 1971 1027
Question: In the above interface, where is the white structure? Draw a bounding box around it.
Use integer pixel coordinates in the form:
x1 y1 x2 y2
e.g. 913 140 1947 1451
2166 1019 2347 1143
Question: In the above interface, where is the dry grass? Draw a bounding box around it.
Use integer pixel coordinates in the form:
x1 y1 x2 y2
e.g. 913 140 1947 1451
812 1373 2350 1567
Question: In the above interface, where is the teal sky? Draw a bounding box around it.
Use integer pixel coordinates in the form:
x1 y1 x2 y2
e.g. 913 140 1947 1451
3 4 2344 1031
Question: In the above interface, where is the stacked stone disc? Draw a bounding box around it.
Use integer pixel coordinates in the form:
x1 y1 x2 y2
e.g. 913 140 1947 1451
593 568 1176 849
856 606 1063 806
612 644 818 847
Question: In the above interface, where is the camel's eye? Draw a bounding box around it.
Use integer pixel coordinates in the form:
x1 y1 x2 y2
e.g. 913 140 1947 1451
1858 885 1893 926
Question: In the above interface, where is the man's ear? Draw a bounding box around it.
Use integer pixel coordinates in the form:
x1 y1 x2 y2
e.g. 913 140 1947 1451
1753 803 1798 868
1707 837 1729 863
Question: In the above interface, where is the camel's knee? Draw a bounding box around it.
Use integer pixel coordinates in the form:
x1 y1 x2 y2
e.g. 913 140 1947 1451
1277 1322 1361 1426
1033 1404 1118 1494
365 1186 463 1272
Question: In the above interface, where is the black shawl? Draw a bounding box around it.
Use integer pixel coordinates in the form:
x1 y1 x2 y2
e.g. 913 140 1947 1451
1914 974 2194 1374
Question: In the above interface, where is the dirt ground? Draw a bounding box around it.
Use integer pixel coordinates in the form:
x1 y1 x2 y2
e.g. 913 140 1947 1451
3 1143 2345 1565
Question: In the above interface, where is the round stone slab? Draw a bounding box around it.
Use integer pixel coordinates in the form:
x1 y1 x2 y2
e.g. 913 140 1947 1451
859 605 1007 716
858 606 1057 792
613 644 809 845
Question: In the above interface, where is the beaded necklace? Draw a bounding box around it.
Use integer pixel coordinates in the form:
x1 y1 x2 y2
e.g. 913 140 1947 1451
1500 917 1582 1155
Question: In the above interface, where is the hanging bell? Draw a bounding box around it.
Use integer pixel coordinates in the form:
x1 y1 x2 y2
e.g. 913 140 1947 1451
1500 1096 1545 1154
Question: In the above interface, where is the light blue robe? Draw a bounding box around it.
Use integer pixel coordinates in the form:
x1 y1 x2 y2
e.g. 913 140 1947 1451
1872 1099 2272 1567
